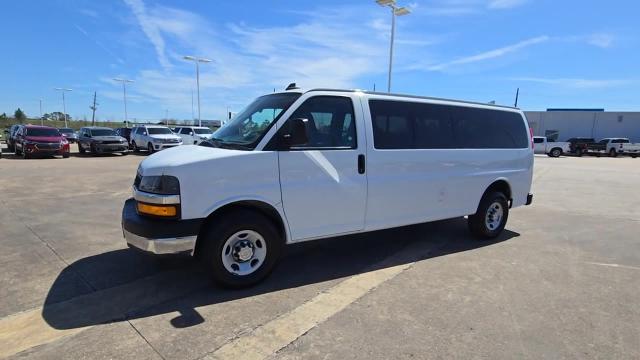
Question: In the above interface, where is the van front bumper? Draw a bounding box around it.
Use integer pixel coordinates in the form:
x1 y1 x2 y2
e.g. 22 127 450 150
121 198 202 255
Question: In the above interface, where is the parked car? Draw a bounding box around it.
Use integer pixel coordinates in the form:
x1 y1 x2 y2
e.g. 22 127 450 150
13 125 70 159
174 126 215 145
77 127 129 156
585 138 640 158
6 124 23 152
566 137 595 156
58 128 79 143
122 88 534 288
533 136 570 157
115 127 133 148
130 125 182 153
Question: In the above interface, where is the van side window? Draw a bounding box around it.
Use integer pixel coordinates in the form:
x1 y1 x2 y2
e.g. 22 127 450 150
180 128 191 134
288 96 356 149
370 100 528 149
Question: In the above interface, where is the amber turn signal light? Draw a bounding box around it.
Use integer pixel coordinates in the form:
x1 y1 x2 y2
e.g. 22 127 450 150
136 202 177 217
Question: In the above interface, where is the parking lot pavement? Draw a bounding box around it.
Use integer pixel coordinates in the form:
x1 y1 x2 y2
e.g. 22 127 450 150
1 148 639 359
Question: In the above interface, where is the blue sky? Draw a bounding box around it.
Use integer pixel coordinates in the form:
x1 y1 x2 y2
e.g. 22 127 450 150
1 0 638 122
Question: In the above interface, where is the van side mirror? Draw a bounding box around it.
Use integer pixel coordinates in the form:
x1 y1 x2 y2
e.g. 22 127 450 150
282 118 309 148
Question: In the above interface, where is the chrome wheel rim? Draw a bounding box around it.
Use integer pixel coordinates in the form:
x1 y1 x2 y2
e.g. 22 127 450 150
221 230 267 276
485 202 504 231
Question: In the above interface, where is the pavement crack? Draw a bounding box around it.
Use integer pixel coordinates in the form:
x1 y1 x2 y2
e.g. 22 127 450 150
127 320 166 360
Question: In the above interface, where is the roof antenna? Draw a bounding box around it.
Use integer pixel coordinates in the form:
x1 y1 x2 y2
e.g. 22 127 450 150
285 83 300 91
514 88 520 107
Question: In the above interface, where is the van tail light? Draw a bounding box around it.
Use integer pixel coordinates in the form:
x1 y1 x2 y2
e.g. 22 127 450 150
529 128 534 149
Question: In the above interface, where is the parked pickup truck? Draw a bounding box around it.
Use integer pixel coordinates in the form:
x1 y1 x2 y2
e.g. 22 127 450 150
586 138 640 157
533 136 570 157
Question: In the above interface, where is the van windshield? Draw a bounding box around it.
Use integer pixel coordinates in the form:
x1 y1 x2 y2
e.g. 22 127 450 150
211 93 301 150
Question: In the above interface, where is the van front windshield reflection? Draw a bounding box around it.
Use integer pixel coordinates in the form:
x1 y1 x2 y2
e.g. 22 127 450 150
211 93 301 150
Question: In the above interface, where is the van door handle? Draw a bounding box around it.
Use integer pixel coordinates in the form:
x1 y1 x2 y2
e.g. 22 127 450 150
358 154 365 174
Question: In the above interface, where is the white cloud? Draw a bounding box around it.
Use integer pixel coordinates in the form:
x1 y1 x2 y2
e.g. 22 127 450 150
115 1 408 119
488 0 528 9
511 77 632 89
426 35 549 71
123 0 171 69
587 33 615 48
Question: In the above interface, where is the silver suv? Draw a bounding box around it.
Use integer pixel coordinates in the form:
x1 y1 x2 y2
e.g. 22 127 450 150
130 125 182 153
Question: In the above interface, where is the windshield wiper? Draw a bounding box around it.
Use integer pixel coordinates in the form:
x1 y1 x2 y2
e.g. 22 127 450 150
204 138 253 150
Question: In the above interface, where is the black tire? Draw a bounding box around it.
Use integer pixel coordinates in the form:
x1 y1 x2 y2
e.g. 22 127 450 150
576 148 583 157
197 209 283 288
121 151 128 156
15 145 22 156
62 152 70 158
549 148 562 158
90 143 98 156
609 148 617 157
7 144 14 152
632 154 637 159
78 142 86 154
468 192 509 239
147 143 154 154
132 141 139 153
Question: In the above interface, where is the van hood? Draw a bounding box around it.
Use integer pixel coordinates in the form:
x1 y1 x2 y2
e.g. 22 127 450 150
138 145 245 176
93 136 125 142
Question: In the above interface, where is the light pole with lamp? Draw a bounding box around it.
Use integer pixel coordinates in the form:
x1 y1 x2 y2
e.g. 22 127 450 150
183 56 212 127
375 0 411 93
113 78 134 127
54 88 72 127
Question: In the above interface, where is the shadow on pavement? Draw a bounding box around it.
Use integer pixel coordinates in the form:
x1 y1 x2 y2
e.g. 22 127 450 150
42 217 519 330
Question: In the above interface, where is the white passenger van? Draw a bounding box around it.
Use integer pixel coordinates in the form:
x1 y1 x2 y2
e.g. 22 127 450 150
122 87 534 287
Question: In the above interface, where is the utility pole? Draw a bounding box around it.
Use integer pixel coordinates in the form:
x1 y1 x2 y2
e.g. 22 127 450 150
54 88 72 127
90 92 98 125
39 99 43 126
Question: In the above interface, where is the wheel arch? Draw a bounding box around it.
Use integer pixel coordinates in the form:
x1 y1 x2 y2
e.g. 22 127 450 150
194 199 290 257
482 179 512 208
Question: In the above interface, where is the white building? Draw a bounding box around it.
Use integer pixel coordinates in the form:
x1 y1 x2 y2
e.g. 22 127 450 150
525 110 640 142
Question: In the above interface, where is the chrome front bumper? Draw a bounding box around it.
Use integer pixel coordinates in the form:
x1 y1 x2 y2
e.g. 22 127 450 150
124 229 196 255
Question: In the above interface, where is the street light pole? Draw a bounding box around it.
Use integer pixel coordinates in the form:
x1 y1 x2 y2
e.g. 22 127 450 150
184 56 212 127
54 88 72 127
376 0 410 93
113 78 134 127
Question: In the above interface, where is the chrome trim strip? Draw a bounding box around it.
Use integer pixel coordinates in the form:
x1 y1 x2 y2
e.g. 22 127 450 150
132 187 180 205
124 229 196 255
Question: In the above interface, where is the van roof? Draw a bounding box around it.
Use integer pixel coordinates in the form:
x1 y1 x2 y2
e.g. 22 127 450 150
299 88 520 110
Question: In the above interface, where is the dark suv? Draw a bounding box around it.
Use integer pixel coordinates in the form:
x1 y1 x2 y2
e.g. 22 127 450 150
566 137 595 156
6 124 23 152
78 127 129 156
115 127 133 148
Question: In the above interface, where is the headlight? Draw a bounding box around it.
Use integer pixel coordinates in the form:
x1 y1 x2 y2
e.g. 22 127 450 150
137 175 180 195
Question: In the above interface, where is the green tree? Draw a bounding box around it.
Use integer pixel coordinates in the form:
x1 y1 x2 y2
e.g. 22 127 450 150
0 112 7 119
14 108 26 123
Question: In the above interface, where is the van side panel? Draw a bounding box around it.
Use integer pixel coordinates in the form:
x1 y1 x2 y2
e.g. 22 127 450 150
362 96 533 231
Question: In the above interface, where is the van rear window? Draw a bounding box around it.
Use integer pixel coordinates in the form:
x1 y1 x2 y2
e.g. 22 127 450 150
369 100 528 150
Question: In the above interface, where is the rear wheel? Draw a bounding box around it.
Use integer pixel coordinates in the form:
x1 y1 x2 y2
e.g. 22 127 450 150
468 192 509 239
609 148 617 157
197 209 283 288
549 148 562 157
62 152 69 158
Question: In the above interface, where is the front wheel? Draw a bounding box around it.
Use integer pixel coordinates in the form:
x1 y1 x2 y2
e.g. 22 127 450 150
197 209 283 288
78 142 86 154
609 149 617 157
468 192 509 239
132 141 139 152
147 143 154 154
576 148 583 157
